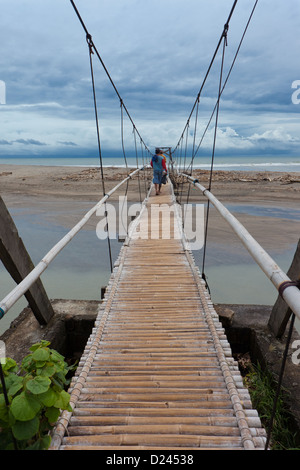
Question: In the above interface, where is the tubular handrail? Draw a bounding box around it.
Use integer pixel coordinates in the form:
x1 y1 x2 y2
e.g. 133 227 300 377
0 166 148 320
181 173 300 322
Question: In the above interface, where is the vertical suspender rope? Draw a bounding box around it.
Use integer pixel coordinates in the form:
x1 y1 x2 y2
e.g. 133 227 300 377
119 100 130 238
86 34 113 273
70 0 151 156
202 27 228 287
140 139 148 196
120 100 129 172
189 0 258 169
185 96 200 210
133 127 142 203
173 0 238 155
179 125 189 206
265 312 296 449
183 120 190 172
69 0 152 258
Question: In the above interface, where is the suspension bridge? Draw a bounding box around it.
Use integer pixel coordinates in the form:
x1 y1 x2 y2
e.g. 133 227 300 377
49 178 269 450
1 0 300 452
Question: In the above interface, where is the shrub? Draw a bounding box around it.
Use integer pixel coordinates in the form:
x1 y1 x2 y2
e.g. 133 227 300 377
0 340 73 450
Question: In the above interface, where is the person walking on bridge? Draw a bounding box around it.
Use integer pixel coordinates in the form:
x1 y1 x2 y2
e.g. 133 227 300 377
150 148 168 195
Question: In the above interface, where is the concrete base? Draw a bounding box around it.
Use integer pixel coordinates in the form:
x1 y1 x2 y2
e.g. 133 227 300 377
0 299 99 365
1 300 300 443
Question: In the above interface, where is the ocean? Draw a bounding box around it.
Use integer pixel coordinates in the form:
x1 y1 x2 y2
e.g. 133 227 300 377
1 154 300 172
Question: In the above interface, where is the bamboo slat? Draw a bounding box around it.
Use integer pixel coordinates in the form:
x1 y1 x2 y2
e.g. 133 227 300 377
50 182 267 451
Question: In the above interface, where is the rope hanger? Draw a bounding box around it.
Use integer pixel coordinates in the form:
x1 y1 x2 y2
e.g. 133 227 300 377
71 0 153 272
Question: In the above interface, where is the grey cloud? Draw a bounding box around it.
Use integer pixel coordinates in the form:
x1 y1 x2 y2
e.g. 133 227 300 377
14 139 47 146
58 141 78 146
1 0 300 156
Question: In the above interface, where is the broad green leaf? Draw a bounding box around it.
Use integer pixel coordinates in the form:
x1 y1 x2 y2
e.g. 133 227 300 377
32 348 50 362
41 434 52 450
26 434 51 450
12 416 39 441
45 406 60 424
26 439 41 450
21 354 34 372
8 408 16 426
34 361 46 369
26 376 51 395
38 388 58 407
38 364 56 377
11 392 41 421
50 350 65 363
5 375 23 397
2 358 18 374
0 429 15 450
53 390 71 410
29 341 50 352
0 394 9 423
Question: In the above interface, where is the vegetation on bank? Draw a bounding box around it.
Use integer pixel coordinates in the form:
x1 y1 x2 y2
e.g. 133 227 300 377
0 340 74 450
238 354 300 450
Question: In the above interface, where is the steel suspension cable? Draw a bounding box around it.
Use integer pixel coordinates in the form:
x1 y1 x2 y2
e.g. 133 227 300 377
120 100 129 172
173 0 238 155
185 96 201 210
86 34 113 273
265 312 296 450
201 31 227 287
70 0 151 155
186 0 259 172
133 127 142 203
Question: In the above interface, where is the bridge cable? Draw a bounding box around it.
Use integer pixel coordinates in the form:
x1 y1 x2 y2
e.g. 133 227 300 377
86 33 113 273
201 25 228 289
172 0 257 173
179 122 190 206
172 0 239 231
186 0 259 171
173 0 238 155
173 0 258 288
71 0 153 271
185 96 200 210
133 127 143 203
265 312 296 449
120 100 129 172
70 0 151 156
119 99 131 237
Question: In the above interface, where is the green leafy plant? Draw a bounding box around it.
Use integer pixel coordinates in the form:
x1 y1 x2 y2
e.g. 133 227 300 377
0 340 73 450
244 363 299 450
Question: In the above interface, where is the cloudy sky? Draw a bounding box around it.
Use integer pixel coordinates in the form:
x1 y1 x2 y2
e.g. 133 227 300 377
1 0 300 160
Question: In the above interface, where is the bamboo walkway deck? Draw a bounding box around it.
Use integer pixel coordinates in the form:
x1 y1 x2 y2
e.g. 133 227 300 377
50 182 267 450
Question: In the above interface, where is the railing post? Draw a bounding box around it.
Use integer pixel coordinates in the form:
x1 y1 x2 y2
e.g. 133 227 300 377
268 239 300 338
0 196 54 325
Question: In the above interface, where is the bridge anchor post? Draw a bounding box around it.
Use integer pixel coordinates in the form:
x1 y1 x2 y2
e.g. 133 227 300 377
0 196 54 325
268 239 300 338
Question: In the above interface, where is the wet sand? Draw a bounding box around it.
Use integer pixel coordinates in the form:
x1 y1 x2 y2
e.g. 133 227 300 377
0 164 299 255
0 164 299 332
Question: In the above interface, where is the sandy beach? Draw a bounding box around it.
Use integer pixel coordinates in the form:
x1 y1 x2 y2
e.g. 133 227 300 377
0 164 299 254
0 163 299 333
